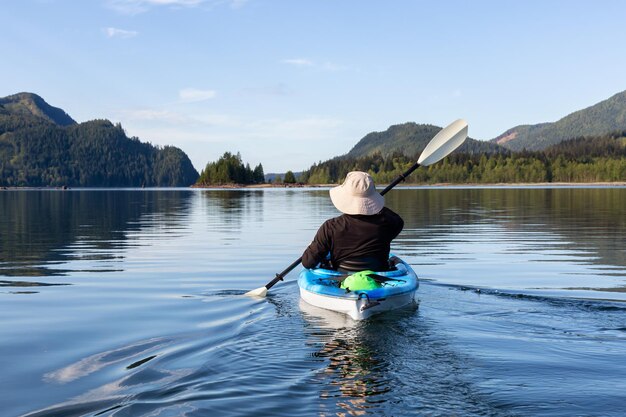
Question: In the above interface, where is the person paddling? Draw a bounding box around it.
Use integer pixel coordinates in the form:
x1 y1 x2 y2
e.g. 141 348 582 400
302 171 404 272
246 119 466 297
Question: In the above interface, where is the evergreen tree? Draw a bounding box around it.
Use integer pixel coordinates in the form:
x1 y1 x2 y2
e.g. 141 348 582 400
283 170 296 184
196 152 261 186
253 163 265 183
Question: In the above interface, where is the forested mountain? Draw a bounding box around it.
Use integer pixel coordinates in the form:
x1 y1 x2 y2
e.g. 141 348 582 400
0 92 76 126
300 122 506 183
301 90 626 184
0 93 199 187
346 122 504 159
301 131 626 185
491 90 626 151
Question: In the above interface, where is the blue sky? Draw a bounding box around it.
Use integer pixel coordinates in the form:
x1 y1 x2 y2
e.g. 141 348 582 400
3 0 626 173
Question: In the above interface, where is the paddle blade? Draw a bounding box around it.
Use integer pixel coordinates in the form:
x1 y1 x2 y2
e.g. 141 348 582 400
417 119 468 166
245 286 268 297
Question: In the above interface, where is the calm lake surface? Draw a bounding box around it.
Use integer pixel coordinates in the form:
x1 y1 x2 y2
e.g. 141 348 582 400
1 187 625 417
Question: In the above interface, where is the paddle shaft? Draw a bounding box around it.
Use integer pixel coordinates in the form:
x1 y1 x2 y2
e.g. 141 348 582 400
264 257 303 290
379 161 420 195
262 162 420 291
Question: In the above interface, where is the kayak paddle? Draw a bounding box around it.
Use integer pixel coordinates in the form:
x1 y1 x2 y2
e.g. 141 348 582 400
245 119 468 297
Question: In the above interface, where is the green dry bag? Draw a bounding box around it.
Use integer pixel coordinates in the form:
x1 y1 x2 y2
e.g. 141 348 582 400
340 270 382 291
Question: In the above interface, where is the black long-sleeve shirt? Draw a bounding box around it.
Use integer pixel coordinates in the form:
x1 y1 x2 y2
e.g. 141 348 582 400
302 207 404 271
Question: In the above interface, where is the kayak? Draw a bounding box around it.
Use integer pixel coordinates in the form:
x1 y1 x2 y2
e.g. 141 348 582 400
297 256 419 320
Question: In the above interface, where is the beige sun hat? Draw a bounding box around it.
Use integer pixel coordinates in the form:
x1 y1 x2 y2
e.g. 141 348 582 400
329 171 384 215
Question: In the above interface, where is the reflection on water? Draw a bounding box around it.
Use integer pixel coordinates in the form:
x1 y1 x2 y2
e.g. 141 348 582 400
386 187 626 296
0 189 194 278
1 187 625 417
302 302 392 416
2 187 623 288
200 189 265 226
300 299 505 417
387 187 625 266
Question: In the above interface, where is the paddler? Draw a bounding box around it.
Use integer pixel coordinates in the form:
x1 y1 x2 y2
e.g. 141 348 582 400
302 171 404 272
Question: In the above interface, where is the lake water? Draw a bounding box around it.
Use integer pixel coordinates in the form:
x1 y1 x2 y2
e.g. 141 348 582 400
1 187 625 417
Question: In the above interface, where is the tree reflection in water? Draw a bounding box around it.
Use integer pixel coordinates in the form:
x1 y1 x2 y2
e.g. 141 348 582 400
0 189 194 278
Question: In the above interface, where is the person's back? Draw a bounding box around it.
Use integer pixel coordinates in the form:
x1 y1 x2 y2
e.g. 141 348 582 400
302 171 403 271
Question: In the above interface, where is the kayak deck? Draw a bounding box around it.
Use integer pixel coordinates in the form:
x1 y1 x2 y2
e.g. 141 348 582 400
298 256 418 320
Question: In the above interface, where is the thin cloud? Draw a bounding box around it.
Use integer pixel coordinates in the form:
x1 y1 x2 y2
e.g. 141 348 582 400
245 116 343 140
120 112 346 172
105 0 244 14
179 88 217 102
104 27 139 38
282 58 347 71
120 110 341 139
122 109 189 124
282 58 314 67
118 108 233 127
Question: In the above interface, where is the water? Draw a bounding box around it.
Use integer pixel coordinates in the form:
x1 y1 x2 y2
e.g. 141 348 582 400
1 187 625 416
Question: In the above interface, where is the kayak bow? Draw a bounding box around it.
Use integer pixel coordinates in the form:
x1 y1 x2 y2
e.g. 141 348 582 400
298 256 418 320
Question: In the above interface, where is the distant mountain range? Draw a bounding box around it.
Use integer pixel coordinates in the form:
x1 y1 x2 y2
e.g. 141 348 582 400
491 90 626 151
4 89 625 187
320 89 626 164
0 92 198 187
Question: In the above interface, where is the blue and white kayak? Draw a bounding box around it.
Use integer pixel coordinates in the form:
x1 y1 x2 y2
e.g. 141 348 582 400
297 256 419 320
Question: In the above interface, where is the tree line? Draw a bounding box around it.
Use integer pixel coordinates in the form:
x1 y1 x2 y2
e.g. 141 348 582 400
196 152 265 185
299 132 626 184
194 152 306 186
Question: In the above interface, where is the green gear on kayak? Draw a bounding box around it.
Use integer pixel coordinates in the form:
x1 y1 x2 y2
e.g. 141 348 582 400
340 270 382 291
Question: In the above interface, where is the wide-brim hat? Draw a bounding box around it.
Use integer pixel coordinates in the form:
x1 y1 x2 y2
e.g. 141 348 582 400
329 171 384 215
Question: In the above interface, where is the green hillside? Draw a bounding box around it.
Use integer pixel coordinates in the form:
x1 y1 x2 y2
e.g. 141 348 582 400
310 91 626 184
346 122 505 159
0 92 76 126
301 130 626 185
0 93 199 187
492 90 626 151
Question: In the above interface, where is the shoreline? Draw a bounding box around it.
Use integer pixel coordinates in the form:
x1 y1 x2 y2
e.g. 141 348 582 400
3 181 626 190
194 181 626 189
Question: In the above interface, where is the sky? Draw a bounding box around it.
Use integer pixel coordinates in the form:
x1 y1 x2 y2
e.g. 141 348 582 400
2 0 626 173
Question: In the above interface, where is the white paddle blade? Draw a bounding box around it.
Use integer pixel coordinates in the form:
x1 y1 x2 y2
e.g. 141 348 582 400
245 286 268 297
417 119 468 166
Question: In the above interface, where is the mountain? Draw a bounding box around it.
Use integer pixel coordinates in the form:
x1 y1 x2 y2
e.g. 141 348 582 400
492 90 626 151
0 92 76 126
345 122 505 159
542 131 626 158
0 93 199 187
301 122 511 185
